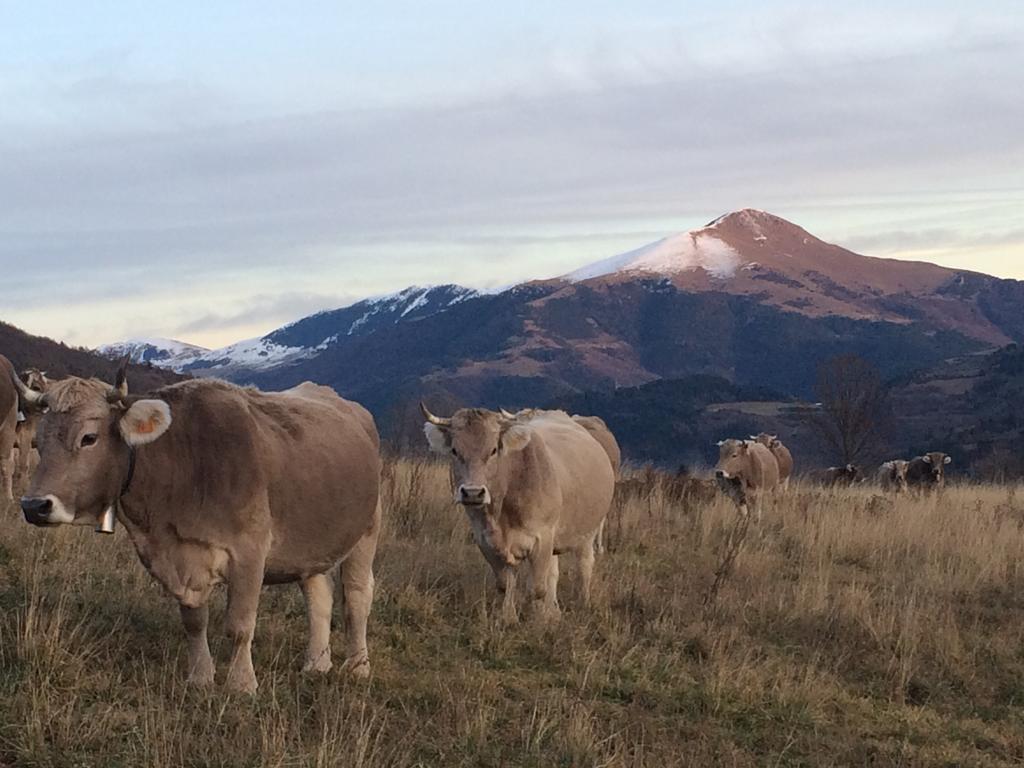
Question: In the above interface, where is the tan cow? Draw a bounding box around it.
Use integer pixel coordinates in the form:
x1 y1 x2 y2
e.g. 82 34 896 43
714 439 780 521
14 368 48 486
0 355 17 501
15 364 381 693
751 433 793 489
423 404 614 621
505 409 621 554
877 460 909 494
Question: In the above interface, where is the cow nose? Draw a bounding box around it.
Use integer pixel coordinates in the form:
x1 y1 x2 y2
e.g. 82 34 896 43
458 485 489 505
715 470 726 479
21 497 53 525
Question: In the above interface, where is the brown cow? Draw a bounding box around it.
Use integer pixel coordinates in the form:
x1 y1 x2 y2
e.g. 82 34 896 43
714 439 780 521
423 405 614 621
0 355 17 501
906 452 951 493
751 433 794 489
814 464 862 487
877 460 910 494
15 365 381 693
14 368 48 486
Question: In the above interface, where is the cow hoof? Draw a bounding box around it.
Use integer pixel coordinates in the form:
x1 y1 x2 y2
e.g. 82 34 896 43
342 657 371 679
225 673 258 695
302 655 333 674
186 666 216 687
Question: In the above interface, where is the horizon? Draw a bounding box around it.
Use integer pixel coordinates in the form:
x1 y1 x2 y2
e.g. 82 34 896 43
2 1 1021 349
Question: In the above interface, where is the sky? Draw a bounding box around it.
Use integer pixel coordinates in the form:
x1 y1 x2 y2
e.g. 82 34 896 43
1 1 1022 350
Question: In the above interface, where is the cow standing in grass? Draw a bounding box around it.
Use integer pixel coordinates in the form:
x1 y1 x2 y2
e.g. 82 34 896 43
14 368 48 487
906 452 952 494
0 355 18 501
15 364 381 693
714 439 780 521
814 464 862 487
423 404 614 621
751 433 794 490
877 460 910 494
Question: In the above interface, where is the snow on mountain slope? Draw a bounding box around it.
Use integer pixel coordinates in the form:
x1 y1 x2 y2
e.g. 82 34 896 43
567 231 743 281
103 284 483 377
97 338 210 371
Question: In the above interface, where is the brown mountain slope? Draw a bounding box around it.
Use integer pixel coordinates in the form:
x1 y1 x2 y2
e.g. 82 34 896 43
560 209 1010 345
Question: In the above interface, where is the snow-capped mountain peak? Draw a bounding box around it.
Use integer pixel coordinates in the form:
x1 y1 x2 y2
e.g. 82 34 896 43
97 338 210 371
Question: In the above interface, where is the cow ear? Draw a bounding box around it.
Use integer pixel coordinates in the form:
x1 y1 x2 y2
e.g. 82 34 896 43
119 399 172 446
501 424 531 453
716 440 725 446
423 422 450 454
739 442 748 453
922 455 932 464
943 455 951 464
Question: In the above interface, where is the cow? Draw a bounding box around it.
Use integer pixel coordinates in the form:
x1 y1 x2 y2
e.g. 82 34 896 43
423 404 614 622
876 460 910 494
0 355 18 501
714 439 780 521
14 363 382 693
503 408 621 554
568 415 619 554
14 368 48 486
906 452 951 493
814 464 862 486
750 433 794 489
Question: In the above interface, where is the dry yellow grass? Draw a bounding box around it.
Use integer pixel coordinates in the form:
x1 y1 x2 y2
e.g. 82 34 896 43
1 459 1024 766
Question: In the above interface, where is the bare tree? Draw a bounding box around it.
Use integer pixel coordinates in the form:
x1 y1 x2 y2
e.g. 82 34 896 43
807 354 889 465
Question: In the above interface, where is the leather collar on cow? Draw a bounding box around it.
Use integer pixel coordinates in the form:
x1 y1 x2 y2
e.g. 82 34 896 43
121 446 137 498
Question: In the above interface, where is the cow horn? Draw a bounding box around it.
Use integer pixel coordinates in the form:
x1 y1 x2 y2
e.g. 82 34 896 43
499 408 517 419
107 355 130 403
420 402 451 427
11 369 47 407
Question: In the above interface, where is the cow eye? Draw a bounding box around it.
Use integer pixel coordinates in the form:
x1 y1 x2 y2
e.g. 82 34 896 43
491 447 499 457
451 447 459 460
80 433 99 448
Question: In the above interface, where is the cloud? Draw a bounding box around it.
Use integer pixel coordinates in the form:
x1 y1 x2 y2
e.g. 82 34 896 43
1 15 1022 345
175 291 359 337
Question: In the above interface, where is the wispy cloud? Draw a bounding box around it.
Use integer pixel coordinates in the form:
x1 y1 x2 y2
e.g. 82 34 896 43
1 4 1021 347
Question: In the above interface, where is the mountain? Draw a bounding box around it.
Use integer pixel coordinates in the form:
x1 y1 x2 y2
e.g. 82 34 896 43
100 285 481 379
97 338 210 372
96 210 1024 435
1 322 183 393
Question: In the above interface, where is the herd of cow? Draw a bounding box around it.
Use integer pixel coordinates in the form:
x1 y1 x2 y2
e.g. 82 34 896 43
0 355 953 693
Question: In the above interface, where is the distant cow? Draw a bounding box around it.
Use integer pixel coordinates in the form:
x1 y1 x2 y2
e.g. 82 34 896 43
814 464 862 487
876 460 910 494
906 452 951 493
424 404 614 621
0 355 17 501
15 364 382 693
14 368 48 485
714 439 780 520
751 433 794 489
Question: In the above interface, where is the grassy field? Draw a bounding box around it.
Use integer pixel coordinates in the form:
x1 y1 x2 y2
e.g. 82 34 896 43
2 458 1024 766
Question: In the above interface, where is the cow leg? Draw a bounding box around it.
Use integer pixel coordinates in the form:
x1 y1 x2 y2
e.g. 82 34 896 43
578 540 596 606
301 573 334 674
529 533 560 620
224 557 264 694
339 506 380 679
594 519 606 555
180 603 215 686
0 432 14 502
495 565 518 624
